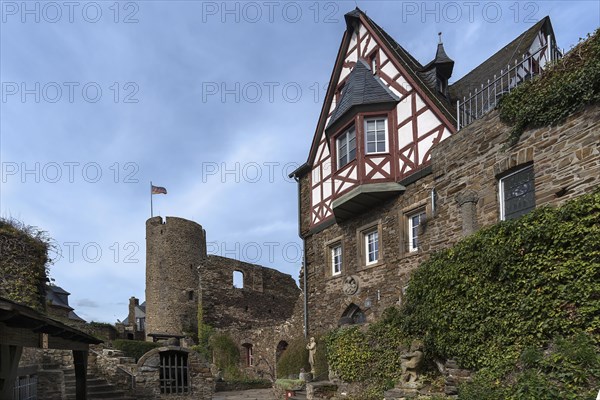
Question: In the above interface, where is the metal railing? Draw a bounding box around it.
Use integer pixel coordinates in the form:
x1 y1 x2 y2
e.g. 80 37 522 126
13 374 37 400
457 35 562 130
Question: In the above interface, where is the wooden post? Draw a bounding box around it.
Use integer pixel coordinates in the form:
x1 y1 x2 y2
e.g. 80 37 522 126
73 350 88 400
0 344 23 400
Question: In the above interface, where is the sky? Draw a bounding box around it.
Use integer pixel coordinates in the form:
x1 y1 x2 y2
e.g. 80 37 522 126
1 0 598 323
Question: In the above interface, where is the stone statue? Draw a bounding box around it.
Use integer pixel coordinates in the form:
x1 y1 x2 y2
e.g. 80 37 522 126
400 341 424 385
306 337 317 374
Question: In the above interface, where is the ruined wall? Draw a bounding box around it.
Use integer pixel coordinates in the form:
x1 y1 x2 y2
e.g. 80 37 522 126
199 255 300 330
221 293 305 380
145 216 207 339
303 105 600 337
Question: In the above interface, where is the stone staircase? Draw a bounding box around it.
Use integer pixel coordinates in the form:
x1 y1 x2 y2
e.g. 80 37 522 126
64 368 135 400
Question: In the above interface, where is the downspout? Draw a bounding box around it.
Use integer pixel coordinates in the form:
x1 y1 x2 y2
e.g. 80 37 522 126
294 174 309 338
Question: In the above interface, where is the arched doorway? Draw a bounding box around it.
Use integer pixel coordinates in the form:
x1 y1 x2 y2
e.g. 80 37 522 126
339 303 366 326
276 340 288 362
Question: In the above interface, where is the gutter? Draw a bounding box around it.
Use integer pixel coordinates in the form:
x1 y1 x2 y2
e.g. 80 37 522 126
292 172 309 339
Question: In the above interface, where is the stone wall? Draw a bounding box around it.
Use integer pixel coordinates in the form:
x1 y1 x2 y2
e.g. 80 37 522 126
199 255 300 330
145 216 207 339
220 293 305 380
302 104 600 337
135 346 214 399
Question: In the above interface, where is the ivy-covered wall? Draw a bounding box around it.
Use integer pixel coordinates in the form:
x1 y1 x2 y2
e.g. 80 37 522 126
0 219 50 311
325 190 600 399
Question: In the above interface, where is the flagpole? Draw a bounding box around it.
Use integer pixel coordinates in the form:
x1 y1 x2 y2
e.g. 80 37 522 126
150 181 153 218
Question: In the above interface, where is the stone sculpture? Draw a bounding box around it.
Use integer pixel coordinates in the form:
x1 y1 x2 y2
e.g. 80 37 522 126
400 341 424 385
306 336 317 374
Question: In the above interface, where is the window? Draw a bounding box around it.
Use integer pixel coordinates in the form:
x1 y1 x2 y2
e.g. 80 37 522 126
408 210 426 252
233 270 244 288
365 230 379 264
340 303 366 325
337 126 356 168
365 118 387 154
499 165 535 220
242 343 253 366
331 244 342 275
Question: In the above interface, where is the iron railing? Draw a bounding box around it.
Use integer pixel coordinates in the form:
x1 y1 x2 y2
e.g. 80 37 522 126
13 374 37 400
457 35 562 130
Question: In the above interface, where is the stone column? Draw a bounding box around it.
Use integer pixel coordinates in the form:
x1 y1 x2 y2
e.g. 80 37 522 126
456 190 479 236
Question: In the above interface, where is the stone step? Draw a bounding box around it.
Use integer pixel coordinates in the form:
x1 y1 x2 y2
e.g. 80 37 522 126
63 368 131 399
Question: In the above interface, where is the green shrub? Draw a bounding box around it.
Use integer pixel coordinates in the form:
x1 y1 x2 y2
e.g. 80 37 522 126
402 190 600 372
112 339 160 361
210 333 241 379
276 337 310 378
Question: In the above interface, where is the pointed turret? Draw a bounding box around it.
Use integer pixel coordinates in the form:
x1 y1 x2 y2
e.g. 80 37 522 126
419 32 455 97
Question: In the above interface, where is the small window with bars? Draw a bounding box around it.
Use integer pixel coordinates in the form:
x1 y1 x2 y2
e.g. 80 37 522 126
13 375 37 400
159 351 189 394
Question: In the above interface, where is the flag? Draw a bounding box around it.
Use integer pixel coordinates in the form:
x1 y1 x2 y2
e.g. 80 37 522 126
151 185 167 195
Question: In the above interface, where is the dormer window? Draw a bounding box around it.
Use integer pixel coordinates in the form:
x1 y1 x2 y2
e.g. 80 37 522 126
365 118 387 154
337 126 356 168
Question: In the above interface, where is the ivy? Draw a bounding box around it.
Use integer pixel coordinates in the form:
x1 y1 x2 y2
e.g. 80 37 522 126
499 29 600 144
324 190 600 399
0 218 52 311
401 189 600 398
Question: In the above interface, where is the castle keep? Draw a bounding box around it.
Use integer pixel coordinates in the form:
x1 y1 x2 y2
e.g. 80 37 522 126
144 216 302 378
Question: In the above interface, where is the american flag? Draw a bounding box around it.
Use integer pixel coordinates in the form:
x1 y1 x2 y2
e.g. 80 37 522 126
151 185 167 195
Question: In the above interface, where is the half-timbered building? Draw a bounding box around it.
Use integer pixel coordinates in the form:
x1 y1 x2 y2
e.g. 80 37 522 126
290 9 599 337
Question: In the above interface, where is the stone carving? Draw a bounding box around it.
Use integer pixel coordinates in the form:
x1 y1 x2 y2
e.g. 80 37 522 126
306 337 317 374
342 276 359 295
400 341 424 385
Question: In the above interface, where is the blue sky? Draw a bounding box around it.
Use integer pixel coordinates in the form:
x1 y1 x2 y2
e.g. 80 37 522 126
1 0 598 323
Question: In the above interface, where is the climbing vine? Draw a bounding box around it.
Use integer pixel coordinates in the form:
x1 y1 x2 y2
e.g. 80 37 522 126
0 218 52 311
499 29 600 144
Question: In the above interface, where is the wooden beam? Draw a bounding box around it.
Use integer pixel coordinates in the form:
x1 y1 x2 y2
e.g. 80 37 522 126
73 350 88 400
0 344 23 399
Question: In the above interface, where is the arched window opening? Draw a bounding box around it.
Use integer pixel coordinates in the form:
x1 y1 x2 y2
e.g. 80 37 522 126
276 340 288 362
242 343 253 366
233 270 244 289
159 351 189 394
339 303 366 326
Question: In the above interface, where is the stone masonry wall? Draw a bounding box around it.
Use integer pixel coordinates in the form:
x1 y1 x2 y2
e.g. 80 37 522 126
199 255 300 330
303 105 600 337
145 216 207 339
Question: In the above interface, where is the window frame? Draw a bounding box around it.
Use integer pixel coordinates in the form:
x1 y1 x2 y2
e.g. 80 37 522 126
336 125 357 169
498 164 535 221
331 244 342 276
364 229 379 265
408 209 426 252
364 117 388 155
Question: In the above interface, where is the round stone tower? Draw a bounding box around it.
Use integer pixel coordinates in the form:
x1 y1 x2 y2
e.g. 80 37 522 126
145 216 207 340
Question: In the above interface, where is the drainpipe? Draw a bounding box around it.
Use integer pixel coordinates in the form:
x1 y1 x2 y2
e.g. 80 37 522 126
293 174 309 338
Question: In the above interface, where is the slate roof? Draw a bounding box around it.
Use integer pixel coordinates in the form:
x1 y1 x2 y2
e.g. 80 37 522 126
46 284 86 322
449 16 553 103
326 59 400 128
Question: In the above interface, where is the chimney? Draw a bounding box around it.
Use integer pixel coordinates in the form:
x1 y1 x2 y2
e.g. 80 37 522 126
128 297 139 331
